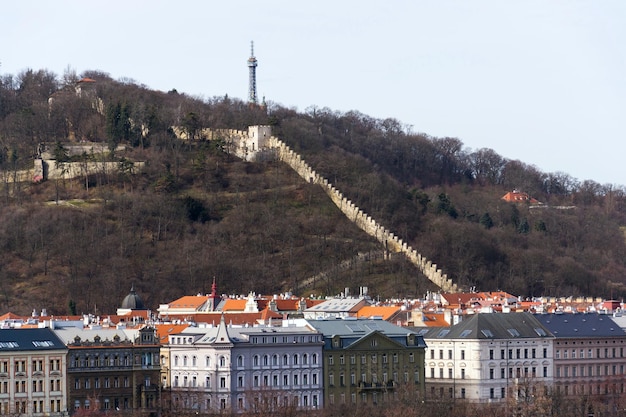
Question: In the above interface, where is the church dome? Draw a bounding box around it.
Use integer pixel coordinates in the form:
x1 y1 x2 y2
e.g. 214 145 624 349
121 286 146 310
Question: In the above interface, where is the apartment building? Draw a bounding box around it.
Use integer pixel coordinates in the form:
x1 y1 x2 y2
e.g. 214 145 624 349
0 328 67 416
419 312 554 402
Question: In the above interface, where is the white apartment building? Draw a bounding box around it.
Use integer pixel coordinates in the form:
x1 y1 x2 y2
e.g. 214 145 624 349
418 312 554 403
164 315 323 414
0 328 68 416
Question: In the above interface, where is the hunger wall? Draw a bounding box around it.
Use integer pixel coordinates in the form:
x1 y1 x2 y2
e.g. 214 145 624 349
266 136 457 292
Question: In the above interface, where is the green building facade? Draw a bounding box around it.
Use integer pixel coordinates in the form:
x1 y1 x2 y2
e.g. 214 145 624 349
305 318 427 407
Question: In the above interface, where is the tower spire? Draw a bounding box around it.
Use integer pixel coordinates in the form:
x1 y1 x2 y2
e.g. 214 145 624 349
247 41 258 105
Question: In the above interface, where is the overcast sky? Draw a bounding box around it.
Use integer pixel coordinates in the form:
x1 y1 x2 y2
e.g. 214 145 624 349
2 1 625 186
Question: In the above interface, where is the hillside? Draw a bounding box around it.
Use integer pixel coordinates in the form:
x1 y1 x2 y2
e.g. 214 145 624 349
1 68 626 315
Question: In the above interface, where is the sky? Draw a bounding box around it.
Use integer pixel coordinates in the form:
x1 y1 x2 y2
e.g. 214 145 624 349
2 1 625 186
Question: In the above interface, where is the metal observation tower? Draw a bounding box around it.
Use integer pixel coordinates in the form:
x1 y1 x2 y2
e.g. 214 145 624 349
247 41 258 105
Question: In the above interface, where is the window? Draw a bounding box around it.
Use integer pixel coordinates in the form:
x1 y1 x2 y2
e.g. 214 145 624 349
448 350 452 360
220 377 226 388
489 349 494 360
461 350 465 360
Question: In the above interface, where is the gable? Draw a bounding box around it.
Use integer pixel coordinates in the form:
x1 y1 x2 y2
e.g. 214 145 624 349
342 331 408 351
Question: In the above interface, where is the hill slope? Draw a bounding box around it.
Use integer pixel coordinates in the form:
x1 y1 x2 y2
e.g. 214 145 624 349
1 69 626 315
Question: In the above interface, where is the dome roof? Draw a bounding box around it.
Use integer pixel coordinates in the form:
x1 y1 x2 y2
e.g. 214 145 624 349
121 286 146 310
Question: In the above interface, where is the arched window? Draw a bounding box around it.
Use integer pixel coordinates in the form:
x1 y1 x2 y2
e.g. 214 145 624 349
219 356 226 367
312 354 318 365
272 355 278 366
183 356 188 366
303 354 308 365
263 355 269 366
206 376 210 387
174 356 179 366
283 355 289 366
237 356 244 367
253 356 259 367
293 354 299 365
192 356 197 367
206 356 211 367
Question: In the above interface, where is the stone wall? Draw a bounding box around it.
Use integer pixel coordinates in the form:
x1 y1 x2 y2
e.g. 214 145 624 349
266 136 457 293
37 159 145 181
172 125 457 292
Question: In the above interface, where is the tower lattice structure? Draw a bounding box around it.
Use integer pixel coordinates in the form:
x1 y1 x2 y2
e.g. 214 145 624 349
247 41 258 105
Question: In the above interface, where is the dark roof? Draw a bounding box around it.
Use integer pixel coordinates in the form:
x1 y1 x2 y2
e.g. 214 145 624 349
0 328 67 351
534 313 626 338
121 286 146 310
414 312 553 340
306 318 427 349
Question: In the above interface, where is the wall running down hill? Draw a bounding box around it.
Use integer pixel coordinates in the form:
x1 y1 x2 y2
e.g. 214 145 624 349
176 125 458 292
263 136 458 293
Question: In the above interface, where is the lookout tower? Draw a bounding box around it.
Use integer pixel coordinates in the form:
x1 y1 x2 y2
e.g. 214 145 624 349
247 41 258 105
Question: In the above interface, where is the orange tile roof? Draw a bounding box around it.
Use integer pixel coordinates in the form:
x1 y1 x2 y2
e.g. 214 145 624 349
356 306 401 321
422 313 450 327
168 295 209 309
0 312 26 321
155 324 191 344
501 191 540 204
222 299 247 311
260 308 283 321
273 299 300 311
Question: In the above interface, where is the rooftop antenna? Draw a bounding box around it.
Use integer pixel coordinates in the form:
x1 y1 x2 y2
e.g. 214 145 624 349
247 41 258 105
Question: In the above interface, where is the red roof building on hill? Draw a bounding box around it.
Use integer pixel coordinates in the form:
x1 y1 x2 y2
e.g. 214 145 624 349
501 190 541 205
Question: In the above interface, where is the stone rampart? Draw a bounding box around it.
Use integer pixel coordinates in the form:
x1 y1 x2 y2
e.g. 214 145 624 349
40 159 145 180
266 136 457 292
170 126 457 292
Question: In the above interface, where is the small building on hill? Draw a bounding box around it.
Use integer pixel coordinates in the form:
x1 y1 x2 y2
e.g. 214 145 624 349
501 190 542 205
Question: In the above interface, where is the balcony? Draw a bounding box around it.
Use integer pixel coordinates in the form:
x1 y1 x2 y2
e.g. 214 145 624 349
357 381 394 392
